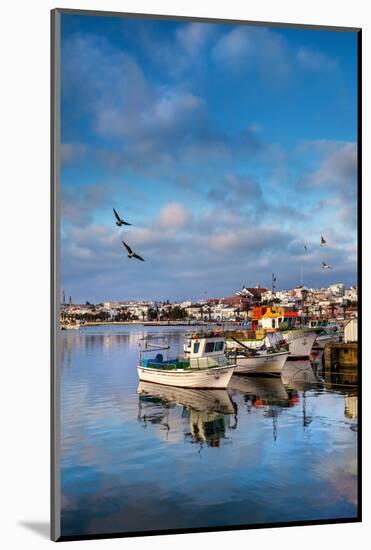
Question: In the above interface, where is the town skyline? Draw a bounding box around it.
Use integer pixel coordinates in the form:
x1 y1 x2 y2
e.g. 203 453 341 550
61 280 357 306
61 280 358 327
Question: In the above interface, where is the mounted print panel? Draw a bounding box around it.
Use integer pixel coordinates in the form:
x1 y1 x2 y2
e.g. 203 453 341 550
51 8 361 542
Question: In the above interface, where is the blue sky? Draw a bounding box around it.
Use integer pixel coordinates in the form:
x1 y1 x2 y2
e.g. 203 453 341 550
60 14 358 303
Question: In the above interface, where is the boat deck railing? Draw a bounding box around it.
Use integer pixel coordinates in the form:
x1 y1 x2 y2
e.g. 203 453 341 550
188 355 234 370
142 355 234 370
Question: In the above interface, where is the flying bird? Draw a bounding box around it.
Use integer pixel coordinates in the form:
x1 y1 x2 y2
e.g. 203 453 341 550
322 261 332 270
304 244 308 252
113 208 131 227
320 236 326 246
122 241 144 261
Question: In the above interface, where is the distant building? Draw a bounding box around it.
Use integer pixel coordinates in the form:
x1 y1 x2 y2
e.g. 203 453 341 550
220 295 250 308
235 285 269 303
344 287 358 302
328 283 345 297
185 304 206 321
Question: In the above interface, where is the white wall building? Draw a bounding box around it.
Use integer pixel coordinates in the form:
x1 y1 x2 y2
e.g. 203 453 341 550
328 283 345 297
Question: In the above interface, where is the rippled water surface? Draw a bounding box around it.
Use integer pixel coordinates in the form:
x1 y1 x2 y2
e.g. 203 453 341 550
60 325 358 537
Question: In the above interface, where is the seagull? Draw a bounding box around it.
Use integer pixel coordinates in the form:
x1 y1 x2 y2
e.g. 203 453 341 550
113 207 131 227
320 236 326 246
304 244 308 252
322 261 332 270
122 241 144 261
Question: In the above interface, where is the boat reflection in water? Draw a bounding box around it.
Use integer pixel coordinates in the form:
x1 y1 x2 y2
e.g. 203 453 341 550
60 326 358 536
229 374 300 440
229 374 291 403
137 381 237 448
281 360 322 391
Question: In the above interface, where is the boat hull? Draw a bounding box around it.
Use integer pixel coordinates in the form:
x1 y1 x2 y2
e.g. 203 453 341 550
137 364 235 388
234 351 289 374
282 330 316 358
313 333 341 349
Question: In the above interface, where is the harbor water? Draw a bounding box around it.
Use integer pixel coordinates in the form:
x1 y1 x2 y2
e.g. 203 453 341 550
60 325 358 537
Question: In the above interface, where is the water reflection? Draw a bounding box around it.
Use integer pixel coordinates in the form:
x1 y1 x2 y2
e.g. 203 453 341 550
60 326 358 537
138 382 237 448
229 375 299 441
281 360 321 391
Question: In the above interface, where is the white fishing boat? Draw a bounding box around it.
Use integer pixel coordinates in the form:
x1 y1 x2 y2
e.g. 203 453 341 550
138 332 236 388
305 319 342 349
282 329 317 358
314 331 341 349
226 330 284 350
226 328 316 359
249 306 317 358
233 349 289 374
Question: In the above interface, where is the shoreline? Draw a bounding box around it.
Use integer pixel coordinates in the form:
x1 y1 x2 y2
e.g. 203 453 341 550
61 321 244 328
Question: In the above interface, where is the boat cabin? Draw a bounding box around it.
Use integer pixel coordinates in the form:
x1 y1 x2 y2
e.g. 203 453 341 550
184 332 226 358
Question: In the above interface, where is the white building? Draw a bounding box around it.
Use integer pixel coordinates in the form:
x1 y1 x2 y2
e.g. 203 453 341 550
328 283 345 297
344 287 358 302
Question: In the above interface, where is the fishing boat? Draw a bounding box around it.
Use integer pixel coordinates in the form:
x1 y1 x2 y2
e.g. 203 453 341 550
225 331 289 374
138 331 236 388
232 348 290 374
305 319 342 347
282 329 317 358
226 328 316 359
251 306 317 358
313 329 341 349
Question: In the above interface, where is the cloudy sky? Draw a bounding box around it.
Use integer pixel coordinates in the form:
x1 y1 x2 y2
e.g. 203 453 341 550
60 14 358 303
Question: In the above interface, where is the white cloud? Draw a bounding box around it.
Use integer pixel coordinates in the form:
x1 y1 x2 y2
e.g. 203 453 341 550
175 22 215 57
212 26 291 80
297 48 338 72
158 202 190 229
302 142 357 190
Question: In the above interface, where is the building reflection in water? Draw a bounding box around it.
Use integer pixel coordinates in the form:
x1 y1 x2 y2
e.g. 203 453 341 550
323 362 358 421
344 395 358 420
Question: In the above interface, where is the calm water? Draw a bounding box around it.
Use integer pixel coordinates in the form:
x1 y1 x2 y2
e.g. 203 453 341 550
60 325 358 537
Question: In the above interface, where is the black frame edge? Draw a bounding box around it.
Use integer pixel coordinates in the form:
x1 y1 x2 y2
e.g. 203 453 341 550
356 28 362 523
57 516 361 543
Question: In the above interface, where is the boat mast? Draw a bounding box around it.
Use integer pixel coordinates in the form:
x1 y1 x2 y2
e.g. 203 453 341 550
271 273 276 306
